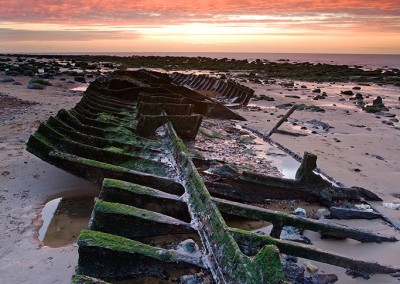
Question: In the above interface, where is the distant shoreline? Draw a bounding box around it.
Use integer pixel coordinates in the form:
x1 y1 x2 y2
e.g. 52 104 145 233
1 52 400 69
2 53 399 85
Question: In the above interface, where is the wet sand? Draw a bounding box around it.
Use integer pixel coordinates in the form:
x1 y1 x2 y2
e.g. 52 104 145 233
0 67 399 283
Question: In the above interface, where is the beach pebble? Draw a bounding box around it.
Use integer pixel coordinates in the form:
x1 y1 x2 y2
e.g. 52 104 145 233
354 204 371 210
304 261 319 274
383 112 396 117
382 120 394 125
0 77 15 83
311 274 339 284
346 269 370 279
372 154 385 161
313 208 330 220
341 90 354 96
293 207 307 218
383 203 400 210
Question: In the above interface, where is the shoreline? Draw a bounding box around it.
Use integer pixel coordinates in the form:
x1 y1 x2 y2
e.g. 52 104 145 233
2 52 400 69
1 54 400 85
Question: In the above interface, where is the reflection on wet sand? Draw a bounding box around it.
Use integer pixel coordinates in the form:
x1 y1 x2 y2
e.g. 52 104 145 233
39 195 96 247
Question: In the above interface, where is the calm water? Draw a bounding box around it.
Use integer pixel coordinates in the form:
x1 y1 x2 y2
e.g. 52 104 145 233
36 52 400 69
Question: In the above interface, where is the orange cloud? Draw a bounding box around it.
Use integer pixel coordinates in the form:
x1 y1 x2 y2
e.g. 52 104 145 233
1 0 399 24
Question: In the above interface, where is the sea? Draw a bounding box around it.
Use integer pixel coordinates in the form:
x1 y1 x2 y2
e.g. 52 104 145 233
39 52 400 70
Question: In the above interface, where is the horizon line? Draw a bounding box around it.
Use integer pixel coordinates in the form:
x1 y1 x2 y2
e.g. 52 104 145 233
1 51 400 56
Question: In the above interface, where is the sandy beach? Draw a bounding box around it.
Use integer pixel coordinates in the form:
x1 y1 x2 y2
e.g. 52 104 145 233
1 61 400 283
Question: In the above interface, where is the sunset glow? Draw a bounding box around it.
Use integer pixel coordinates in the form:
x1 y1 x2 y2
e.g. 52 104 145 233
1 0 399 54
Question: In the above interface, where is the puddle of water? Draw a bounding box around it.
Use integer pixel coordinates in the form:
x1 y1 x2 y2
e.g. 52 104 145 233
39 195 96 247
250 132 301 179
70 84 89 92
268 152 300 179
38 197 62 242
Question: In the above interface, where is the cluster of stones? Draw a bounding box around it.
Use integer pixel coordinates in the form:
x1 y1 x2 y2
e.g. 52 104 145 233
26 70 399 283
170 72 254 105
0 56 117 87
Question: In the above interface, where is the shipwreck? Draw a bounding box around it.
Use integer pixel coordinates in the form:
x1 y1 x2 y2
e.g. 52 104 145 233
26 70 399 283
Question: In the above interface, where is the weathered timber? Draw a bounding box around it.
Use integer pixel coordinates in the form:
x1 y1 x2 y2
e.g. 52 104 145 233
136 114 203 140
295 151 331 186
328 206 382 220
164 85 247 120
138 93 186 105
77 230 205 279
137 102 194 116
90 200 195 238
230 228 400 274
100 178 191 222
265 104 298 138
45 115 158 151
203 151 381 206
30 124 173 177
96 178 398 274
26 133 184 194
213 198 396 243
85 92 136 110
166 120 285 283
275 129 308 137
99 178 396 243
170 72 254 106
241 171 381 204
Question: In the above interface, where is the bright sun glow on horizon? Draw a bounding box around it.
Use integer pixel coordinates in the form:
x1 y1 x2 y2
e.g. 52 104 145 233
0 0 399 54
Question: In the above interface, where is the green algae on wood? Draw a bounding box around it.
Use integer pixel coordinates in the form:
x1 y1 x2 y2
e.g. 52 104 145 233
77 230 204 279
100 179 191 221
165 119 284 283
90 199 194 238
213 197 397 243
230 228 400 274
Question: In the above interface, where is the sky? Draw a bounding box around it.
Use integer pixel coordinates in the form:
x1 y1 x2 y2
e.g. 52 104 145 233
0 0 399 54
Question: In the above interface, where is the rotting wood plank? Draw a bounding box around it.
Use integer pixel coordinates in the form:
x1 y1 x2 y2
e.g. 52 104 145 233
165 120 286 284
96 178 399 275
90 200 195 238
213 197 396 243
77 230 205 279
265 104 298 138
230 228 400 274
99 178 396 243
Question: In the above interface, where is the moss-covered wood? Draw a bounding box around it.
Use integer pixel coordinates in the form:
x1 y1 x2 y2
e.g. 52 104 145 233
77 230 204 279
96 176 398 276
136 114 203 140
230 228 400 274
100 179 191 222
213 197 396 243
204 152 381 206
90 200 194 238
137 102 194 116
166 120 284 283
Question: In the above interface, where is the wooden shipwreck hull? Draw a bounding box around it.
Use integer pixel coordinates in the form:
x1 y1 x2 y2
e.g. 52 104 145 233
169 72 255 105
26 70 399 284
